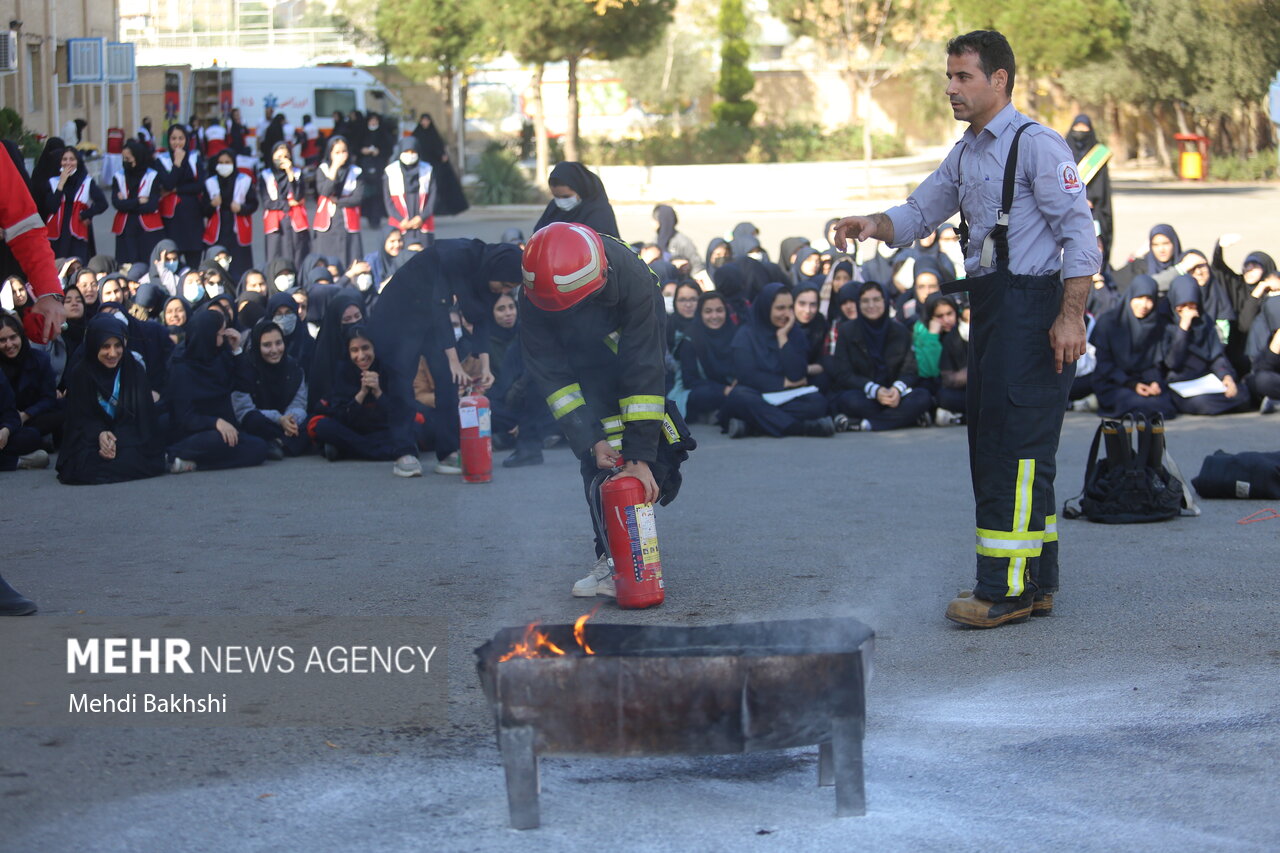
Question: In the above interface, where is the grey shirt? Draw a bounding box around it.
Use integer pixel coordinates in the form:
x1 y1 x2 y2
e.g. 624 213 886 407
885 102 1101 281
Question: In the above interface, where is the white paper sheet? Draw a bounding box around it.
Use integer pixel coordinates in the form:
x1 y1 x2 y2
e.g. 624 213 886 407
1168 374 1228 398
761 386 820 406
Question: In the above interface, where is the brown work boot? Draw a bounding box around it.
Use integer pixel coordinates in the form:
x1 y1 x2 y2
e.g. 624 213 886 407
945 590 1032 628
1030 592 1054 617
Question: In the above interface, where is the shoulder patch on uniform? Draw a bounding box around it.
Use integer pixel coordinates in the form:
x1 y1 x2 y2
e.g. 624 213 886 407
1058 161 1083 194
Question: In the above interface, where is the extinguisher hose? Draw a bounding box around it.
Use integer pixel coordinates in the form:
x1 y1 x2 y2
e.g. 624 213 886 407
588 470 615 560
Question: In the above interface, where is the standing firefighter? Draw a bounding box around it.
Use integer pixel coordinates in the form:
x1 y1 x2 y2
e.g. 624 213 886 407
834 31 1101 628
519 222 693 599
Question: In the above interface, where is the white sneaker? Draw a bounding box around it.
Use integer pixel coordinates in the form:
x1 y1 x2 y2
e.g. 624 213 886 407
934 407 964 426
572 554 616 598
1261 397 1277 415
1082 393 1100 412
433 451 462 475
16 449 49 469
393 454 423 477
168 457 197 474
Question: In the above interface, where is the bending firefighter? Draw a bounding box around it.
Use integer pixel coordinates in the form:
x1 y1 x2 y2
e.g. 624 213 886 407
518 222 694 599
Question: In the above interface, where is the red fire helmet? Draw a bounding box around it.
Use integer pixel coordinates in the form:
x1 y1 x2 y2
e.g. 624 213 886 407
521 222 608 311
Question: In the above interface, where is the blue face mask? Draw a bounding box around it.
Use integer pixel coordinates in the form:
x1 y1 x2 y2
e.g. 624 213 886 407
165 259 180 273
183 281 205 303
275 312 298 336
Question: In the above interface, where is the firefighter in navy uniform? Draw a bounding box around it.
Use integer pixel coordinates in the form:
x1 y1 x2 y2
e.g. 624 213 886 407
833 31 1101 628
519 222 694 599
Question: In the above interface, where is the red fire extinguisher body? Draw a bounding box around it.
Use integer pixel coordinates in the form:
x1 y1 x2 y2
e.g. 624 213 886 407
601 475 664 609
459 392 492 483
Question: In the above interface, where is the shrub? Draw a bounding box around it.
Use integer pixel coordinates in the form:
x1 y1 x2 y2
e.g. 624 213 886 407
471 142 536 205
581 122 907 167
0 108 42 159
1210 149 1277 182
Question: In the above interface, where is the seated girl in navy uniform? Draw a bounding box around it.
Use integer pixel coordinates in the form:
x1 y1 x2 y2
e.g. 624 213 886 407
1091 275 1177 419
723 282 834 438
233 321 311 459
674 291 737 425
828 281 933 432
1160 274 1250 416
308 325 419 473
164 310 270 473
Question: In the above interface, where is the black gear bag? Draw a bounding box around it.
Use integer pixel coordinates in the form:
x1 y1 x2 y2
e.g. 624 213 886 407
1063 412 1198 524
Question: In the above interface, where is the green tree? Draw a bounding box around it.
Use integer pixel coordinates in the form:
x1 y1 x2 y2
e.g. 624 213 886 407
613 28 715 124
768 0 946 191
950 0 1129 78
503 0 675 171
713 0 756 126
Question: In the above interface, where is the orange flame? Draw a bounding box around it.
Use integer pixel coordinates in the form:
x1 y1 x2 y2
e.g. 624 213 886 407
498 609 599 662
497 621 567 662
574 608 598 655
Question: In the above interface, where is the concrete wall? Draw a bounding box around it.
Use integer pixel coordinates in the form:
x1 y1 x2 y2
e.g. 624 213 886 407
0 0 121 141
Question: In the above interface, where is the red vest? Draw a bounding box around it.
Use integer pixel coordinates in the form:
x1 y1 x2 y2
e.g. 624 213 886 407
155 152 200 219
312 164 362 233
45 176 92 241
202 174 253 247
111 170 164 235
385 161 434 232
261 169 310 234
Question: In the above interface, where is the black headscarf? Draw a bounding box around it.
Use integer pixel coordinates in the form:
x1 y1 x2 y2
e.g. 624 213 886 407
237 292 267 329
240 320 304 413
122 139 152 189
331 324 385 400
321 134 353 183
705 237 731 270
733 282 803 376
1115 274 1163 370
1180 249 1236 323
265 257 299 294
54 146 90 198
261 115 287 158
653 204 678 254
412 114 447 165
793 283 828 358
308 290 366 410
0 314 31 390
1167 274 1224 363
30 137 67 203
1243 251 1277 281
534 162 620 238
689 291 737 384
1245 295 1280 361
1066 114 1098 162
829 281 861 322
65 314 156 440
711 261 750 324
790 247 825 289
853 280 891 375
169 309 233 399
728 222 761 259
1146 224 1182 276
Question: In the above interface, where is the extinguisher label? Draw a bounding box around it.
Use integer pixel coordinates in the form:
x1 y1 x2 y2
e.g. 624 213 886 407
623 504 661 584
478 407 491 438
460 406 479 429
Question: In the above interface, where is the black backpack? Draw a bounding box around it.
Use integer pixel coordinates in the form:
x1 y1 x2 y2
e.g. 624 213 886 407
1063 413 1198 524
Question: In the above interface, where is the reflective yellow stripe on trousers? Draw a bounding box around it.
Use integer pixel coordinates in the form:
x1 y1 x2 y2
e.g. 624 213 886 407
973 458 1040 597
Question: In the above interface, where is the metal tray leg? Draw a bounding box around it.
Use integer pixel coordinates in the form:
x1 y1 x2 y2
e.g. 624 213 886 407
818 741 834 787
832 716 866 817
499 726 540 829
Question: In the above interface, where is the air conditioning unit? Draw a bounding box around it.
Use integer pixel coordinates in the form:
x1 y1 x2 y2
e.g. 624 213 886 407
0 32 17 74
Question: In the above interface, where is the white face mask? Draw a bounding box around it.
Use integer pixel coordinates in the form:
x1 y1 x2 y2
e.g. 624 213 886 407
355 273 374 292
663 295 675 314
215 163 235 177
205 284 223 298
553 196 580 212
215 256 231 270
183 282 205 302
399 152 419 166
958 319 970 342
274 274 296 291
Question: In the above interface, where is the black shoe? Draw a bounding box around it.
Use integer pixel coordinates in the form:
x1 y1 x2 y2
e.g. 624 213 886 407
503 447 544 468
726 417 748 439
266 440 285 461
322 443 341 462
0 575 37 616
803 416 836 437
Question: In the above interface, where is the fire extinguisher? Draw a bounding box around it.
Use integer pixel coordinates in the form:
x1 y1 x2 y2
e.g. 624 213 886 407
591 463 664 609
458 387 492 484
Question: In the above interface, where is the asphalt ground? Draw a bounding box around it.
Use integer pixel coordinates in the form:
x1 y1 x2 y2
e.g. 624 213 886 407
3 184 1277 852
